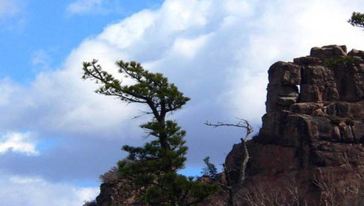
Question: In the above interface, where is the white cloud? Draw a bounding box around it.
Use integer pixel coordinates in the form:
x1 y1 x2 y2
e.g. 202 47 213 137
0 78 19 106
0 132 38 156
0 54 138 137
98 9 157 50
171 35 210 59
0 173 98 206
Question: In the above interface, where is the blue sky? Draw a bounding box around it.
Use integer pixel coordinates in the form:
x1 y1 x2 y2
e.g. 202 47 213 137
0 0 162 82
1 0 364 205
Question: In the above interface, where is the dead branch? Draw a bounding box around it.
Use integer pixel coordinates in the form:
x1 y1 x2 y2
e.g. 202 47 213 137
204 118 253 142
205 118 253 206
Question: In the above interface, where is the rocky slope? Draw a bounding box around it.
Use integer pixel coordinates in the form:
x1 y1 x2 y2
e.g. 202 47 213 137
92 45 364 206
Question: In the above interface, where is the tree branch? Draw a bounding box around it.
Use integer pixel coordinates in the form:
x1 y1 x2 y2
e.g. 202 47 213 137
204 118 253 141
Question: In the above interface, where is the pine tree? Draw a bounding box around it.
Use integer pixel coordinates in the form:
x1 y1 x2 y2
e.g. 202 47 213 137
349 12 364 28
82 60 216 205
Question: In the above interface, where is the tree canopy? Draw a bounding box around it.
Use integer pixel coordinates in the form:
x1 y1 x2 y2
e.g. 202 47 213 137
349 12 364 28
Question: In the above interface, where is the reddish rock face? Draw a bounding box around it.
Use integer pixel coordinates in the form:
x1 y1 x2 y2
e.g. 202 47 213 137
261 44 364 151
223 45 364 206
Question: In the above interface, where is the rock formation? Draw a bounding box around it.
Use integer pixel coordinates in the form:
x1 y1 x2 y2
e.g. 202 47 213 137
91 45 364 206
220 45 364 206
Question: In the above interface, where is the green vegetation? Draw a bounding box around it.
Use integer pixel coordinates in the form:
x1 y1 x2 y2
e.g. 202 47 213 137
349 12 364 28
82 60 217 206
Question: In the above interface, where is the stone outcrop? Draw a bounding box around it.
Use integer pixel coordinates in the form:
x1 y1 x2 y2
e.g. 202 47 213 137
220 45 364 206
91 45 364 206
92 167 143 206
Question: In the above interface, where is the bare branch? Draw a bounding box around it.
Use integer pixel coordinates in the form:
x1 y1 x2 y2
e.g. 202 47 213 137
205 118 253 141
205 118 253 206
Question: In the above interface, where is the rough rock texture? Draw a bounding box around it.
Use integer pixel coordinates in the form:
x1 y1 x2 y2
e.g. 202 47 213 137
93 167 144 206
217 45 364 206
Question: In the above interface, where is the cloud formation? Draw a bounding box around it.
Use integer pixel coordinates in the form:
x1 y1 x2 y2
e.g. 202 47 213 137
0 132 38 156
0 172 98 206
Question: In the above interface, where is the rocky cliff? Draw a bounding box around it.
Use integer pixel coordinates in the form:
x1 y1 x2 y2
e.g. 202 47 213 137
91 45 364 206
220 45 364 206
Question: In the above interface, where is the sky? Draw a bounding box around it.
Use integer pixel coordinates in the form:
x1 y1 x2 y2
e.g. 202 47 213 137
1 0 364 205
